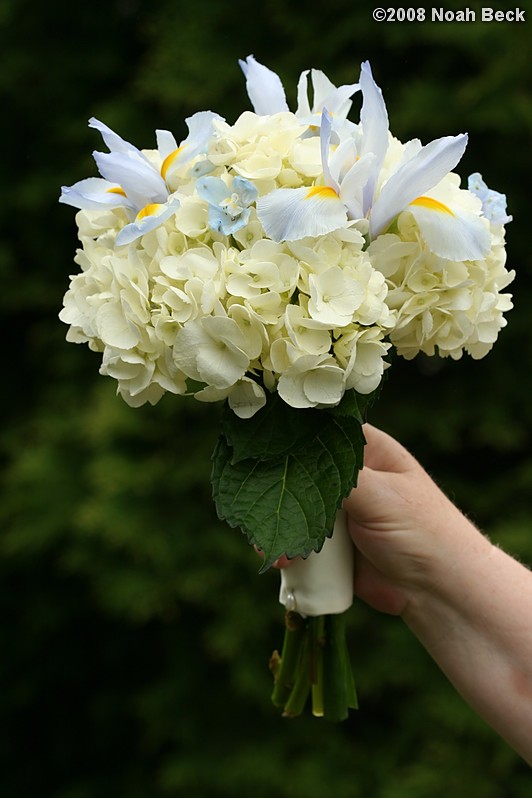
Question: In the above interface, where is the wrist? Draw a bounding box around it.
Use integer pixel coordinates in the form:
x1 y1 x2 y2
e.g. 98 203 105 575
400 511 494 628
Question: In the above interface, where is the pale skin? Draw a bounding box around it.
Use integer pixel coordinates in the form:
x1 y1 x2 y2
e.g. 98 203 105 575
280 424 532 765
347 425 532 764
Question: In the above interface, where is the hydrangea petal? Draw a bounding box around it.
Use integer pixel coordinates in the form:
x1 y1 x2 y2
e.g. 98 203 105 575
228 378 267 418
308 266 365 326
277 355 344 408
233 176 258 207
303 365 344 405
196 176 228 205
468 172 512 225
96 302 140 349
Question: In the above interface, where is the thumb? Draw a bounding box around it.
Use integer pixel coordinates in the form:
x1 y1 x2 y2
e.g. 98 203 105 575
343 465 397 529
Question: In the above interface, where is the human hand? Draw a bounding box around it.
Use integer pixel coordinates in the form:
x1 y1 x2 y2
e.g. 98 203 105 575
343 424 485 616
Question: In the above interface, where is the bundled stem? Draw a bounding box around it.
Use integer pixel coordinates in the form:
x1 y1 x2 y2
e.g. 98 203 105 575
271 611 357 721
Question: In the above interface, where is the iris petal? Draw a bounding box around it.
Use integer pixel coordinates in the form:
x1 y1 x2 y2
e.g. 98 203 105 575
115 198 180 246
257 186 347 242
369 133 468 238
239 55 289 115
296 69 359 122
359 61 389 212
407 201 490 261
88 118 141 155
59 177 135 211
93 150 169 208
339 153 376 219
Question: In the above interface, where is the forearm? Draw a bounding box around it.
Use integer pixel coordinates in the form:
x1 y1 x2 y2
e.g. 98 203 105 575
403 523 532 764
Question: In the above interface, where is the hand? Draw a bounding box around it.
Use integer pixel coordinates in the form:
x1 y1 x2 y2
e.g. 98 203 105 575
274 424 532 762
343 424 486 616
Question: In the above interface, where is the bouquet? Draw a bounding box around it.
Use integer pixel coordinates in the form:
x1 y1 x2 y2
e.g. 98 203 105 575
59 56 514 720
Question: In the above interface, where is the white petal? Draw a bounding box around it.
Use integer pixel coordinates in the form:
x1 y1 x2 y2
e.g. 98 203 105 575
468 172 512 225
180 111 223 164
319 109 338 191
227 378 267 418
88 118 141 155
257 186 347 242
196 175 228 205
370 134 468 238
407 199 491 260
277 355 344 408
310 69 359 117
339 153 376 219
173 322 205 382
196 342 249 389
158 113 222 182
59 177 133 211
193 385 230 404
96 303 140 349
115 198 180 246
328 137 357 185
296 69 359 119
296 70 311 117
94 150 168 208
308 266 365 326
359 61 389 211
155 129 179 159
303 365 344 405
239 55 289 115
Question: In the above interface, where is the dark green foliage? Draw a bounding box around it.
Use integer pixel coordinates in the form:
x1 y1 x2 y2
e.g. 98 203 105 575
213 394 365 567
2 0 532 795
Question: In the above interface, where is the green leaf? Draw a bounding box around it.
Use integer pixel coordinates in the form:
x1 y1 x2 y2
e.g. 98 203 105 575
221 392 325 464
329 386 381 422
211 413 363 570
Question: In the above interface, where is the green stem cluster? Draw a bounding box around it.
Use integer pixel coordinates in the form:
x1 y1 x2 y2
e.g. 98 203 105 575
270 611 358 721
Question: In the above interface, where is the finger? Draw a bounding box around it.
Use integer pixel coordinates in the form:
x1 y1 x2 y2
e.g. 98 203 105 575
362 424 419 474
254 545 295 569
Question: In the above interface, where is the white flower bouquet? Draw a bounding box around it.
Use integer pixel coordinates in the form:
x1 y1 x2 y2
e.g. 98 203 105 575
59 56 514 720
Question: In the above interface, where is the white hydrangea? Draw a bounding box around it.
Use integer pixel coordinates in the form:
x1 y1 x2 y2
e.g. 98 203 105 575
60 57 514 417
61 111 398 418
367 174 515 360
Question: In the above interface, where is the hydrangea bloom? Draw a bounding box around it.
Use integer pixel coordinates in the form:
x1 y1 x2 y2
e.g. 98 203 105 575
60 56 513 416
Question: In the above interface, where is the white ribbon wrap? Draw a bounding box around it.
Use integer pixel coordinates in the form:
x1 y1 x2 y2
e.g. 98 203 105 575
279 509 354 617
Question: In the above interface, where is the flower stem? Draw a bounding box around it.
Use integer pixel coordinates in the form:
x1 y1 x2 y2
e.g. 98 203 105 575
310 616 326 717
270 611 357 721
271 611 305 708
323 613 358 721
282 628 311 717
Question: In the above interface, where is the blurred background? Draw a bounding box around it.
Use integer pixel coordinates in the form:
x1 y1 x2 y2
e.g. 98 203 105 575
2 0 531 795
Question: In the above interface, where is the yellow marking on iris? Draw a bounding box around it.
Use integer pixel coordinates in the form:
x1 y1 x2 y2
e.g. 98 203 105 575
306 185 339 200
160 146 185 180
410 196 455 216
107 186 127 196
136 203 162 220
